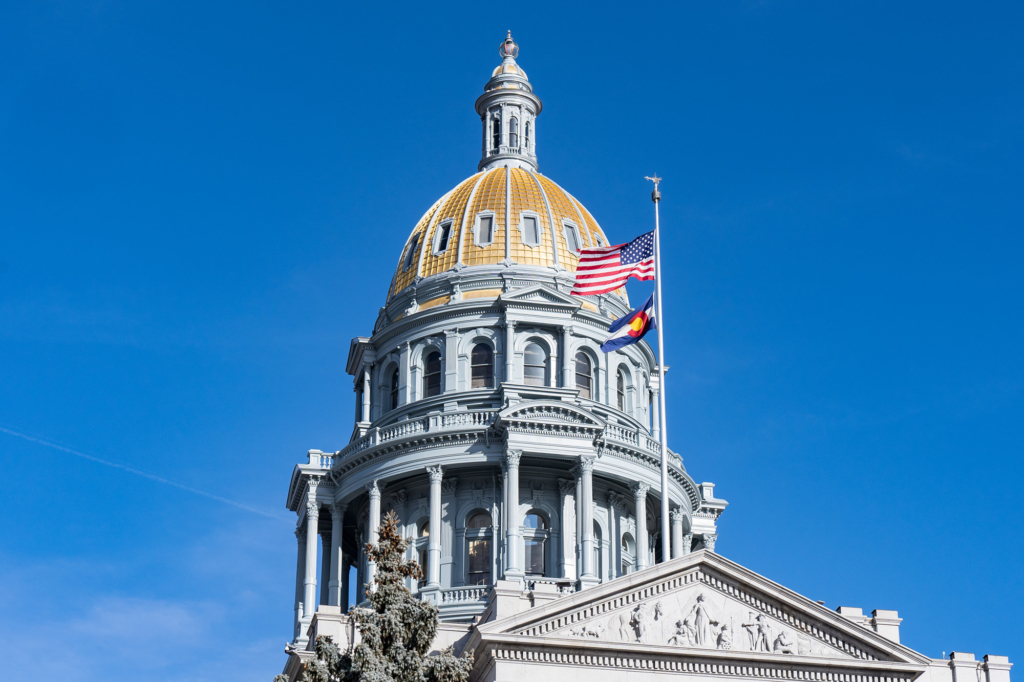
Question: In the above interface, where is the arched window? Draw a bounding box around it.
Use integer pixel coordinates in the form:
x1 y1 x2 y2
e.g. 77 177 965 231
390 368 400 411
416 521 430 588
509 117 519 148
466 511 493 586
523 343 548 387
492 115 501 149
617 369 626 411
575 352 593 399
621 532 636 576
593 520 603 581
523 511 549 576
524 121 531 151
471 343 494 389
424 352 441 397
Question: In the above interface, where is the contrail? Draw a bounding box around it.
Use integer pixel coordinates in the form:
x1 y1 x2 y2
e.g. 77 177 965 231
0 426 287 520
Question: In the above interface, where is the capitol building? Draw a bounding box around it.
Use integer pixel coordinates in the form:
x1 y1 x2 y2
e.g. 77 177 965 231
279 33 1012 682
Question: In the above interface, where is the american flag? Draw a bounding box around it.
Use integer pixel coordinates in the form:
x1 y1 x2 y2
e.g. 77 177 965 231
570 231 655 296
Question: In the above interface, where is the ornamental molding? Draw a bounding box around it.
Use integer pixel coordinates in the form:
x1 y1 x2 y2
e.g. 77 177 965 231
497 564 902 665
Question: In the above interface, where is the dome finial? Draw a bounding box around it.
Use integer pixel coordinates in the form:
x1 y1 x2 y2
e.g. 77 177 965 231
499 31 519 59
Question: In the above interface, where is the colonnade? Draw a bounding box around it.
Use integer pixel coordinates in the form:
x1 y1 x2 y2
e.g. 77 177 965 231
292 461 696 643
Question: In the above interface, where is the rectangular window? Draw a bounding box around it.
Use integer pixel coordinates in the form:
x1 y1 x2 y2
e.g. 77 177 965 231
403 234 420 270
467 539 492 585
418 548 428 587
564 223 580 254
478 215 494 244
523 216 539 246
525 538 546 576
436 221 452 252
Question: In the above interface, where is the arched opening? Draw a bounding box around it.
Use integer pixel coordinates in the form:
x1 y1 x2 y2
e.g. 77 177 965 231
617 368 626 411
509 117 519 148
416 520 430 588
466 511 493 586
492 115 501 149
471 343 494 389
593 520 603 581
523 342 548 387
524 121 531 151
575 352 593 399
389 368 400 412
523 510 549 577
423 351 442 397
621 532 636 575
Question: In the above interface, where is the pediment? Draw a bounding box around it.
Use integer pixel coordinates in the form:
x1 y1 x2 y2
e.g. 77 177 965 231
497 400 606 430
499 284 582 311
480 552 930 667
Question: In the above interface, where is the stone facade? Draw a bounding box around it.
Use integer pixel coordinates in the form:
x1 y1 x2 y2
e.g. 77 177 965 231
279 33 1012 682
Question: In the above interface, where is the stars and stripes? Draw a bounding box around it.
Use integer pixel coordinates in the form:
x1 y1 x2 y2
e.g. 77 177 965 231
570 231 655 296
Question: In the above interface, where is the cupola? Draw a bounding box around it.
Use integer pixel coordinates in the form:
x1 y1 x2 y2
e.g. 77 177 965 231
475 32 543 172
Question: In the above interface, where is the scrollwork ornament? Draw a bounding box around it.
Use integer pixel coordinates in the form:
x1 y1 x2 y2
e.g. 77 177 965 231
504 449 522 468
427 465 444 483
306 501 320 521
365 479 381 499
579 457 595 474
632 482 650 500
703 533 717 553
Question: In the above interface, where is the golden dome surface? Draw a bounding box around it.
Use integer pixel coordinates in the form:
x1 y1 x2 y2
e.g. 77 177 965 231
389 167 621 301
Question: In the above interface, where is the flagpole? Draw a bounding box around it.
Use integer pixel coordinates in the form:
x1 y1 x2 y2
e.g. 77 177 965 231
646 174 672 565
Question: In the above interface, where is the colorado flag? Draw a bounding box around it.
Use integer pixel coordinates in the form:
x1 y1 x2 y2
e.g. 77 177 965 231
601 294 656 352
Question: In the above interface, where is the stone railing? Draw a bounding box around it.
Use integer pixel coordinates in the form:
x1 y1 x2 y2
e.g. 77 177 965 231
307 450 334 469
526 578 576 596
439 586 490 604
333 410 498 465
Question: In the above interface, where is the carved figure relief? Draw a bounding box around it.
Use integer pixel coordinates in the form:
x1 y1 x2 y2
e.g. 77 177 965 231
556 584 850 660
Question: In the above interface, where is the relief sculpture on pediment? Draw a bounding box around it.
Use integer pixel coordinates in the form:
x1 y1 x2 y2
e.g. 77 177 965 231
562 586 849 659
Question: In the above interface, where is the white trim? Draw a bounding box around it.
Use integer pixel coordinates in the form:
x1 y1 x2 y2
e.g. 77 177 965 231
433 218 455 255
516 210 543 248
472 211 498 247
526 170 559 266
561 219 583 255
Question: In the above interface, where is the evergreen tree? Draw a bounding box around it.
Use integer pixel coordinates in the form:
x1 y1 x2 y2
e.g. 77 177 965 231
292 511 474 682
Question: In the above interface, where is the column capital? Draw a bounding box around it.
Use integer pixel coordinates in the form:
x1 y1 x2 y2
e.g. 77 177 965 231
669 508 686 523
579 456 595 474
445 328 460 339
504 449 522 468
703 533 717 553
294 527 306 543
427 465 444 483
441 477 458 495
306 501 320 520
632 482 650 500
330 504 345 522
682 532 693 554
559 324 572 335
607 490 625 511
365 479 382 499
502 319 517 330
557 478 574 495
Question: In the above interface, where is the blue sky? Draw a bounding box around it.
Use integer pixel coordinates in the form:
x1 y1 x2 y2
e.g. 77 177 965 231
1 1 1021 680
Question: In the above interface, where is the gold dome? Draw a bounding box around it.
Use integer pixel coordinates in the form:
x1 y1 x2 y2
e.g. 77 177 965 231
389 167 623 301
491 62 527 79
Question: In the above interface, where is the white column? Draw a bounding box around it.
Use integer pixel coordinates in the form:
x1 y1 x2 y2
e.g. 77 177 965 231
682 532 693 557
580 458 597 584
319 531 331 605
670 508 685 560
293 528 305 641
426 466 443 589
366 481 381 590
557 478 575 579
399 342 411 405
633 483 650 570
361 366 371 422
574 470 583 580
560 325 573 388
328 505 344 606
503 319 516 383
504 450 523 579
444 330 459 393
303 497 320 622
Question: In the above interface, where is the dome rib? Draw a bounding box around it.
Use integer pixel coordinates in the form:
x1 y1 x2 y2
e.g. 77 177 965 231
389 170 623 303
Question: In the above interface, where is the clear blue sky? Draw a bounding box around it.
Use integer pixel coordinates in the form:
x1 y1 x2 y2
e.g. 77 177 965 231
1 2 1021 680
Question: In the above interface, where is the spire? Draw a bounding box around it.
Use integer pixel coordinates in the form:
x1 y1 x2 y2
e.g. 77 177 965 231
475 31 542 172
